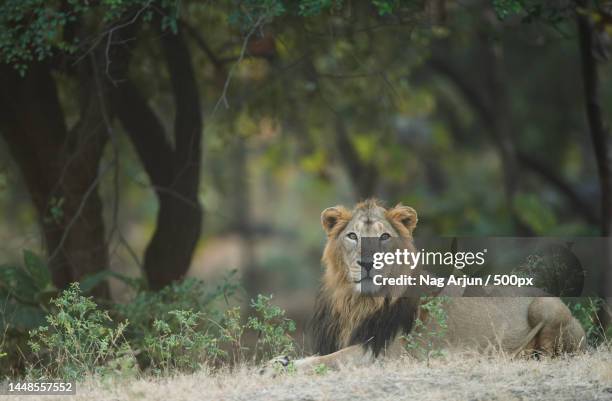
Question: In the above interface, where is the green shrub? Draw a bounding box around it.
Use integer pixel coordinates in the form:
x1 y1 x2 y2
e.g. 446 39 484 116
216 306 246 364
110 275 298 368
114 275 238 368
27 283 135 380
569 298 611 347
0 250 130 377
313 363 328 375
247 294 296 361
402 296 448 364
136 293 296 371
144 310 226 374
0 250 55 378
2 263 297 379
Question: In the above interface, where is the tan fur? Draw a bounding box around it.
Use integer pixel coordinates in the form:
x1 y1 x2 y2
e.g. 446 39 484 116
320 200 418 347
261 199 586 376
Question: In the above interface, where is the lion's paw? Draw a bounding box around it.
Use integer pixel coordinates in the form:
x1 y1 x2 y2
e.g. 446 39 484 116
259 355 292 377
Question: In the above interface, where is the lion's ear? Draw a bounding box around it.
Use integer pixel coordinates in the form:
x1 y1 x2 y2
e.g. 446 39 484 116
321 206 351 236
386 204 418 236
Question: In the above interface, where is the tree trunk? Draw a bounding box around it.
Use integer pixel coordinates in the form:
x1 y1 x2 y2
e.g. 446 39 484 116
112 26 203 290
0 62 109 297
576 3 612 328
577 7 611 236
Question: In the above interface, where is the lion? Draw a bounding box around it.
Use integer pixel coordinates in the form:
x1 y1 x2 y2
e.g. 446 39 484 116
262 199 586 374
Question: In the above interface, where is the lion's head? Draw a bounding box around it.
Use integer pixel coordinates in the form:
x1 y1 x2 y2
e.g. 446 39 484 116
311 199 420 356
320 199 418 294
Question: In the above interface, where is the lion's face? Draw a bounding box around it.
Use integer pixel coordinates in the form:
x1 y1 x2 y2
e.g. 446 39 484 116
320 199 418 293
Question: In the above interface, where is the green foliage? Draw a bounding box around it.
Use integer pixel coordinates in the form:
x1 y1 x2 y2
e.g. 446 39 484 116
113 275 237 367
228 0 415 24
28 283 135 380
0 250 136 377
0 250 133 332
216 307 246 364
569 298 611 347
247 294 296 360
0 0 73 74
371 0 402 16
297 0 340 17
44 197 65 225
0 250 55 309
0 266 297 379
109 277 296 371
513 193 556 234
491 0 524 20
21 250 52 293
0 0 179 74
491 0 574 27
402 297 448 363
143 310 225 374
313 363 328 375
0 250 55 377
228 0 286 30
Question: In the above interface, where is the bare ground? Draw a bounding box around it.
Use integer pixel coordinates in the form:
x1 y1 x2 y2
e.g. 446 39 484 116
14 349 612 401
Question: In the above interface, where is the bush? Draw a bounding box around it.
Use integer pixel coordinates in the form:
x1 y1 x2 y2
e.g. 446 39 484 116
136 293 296 371
0 264 297 379
106 278 296 370
0 250 132 377
0 250 56 377
217 307 246 364
114 275 238 369
143 310 226 374
27 283 135 380
569 298 611 347
247 294 296 361
402 296 449 364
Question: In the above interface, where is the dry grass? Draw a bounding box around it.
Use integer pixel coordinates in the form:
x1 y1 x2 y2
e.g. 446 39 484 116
15 348 612 401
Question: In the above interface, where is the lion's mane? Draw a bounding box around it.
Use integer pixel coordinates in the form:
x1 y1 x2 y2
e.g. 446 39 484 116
310 200 420 356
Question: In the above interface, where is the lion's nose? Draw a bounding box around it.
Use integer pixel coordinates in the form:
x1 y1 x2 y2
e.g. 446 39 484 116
358 261 373 273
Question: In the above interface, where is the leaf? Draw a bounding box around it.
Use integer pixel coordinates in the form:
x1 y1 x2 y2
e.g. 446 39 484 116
513 193 556 234
79 270 114 294
0 298 46 332
0 265 39 304
491 0 523 20
353 134 378 163
23 250 52 291
14 303 47 331
80 270 142 294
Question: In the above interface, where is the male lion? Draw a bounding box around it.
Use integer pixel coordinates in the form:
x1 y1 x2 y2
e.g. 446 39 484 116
263 199 585 374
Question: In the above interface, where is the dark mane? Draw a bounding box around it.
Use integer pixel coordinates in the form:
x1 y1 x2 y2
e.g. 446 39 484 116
310 290 419 357
310 289 341 355
349 297 418 356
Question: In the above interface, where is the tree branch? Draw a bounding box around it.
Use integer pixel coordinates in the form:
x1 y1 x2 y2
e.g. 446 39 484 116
160 25 202 194
112 80 173 190
577 6 611 235
576 0 612 328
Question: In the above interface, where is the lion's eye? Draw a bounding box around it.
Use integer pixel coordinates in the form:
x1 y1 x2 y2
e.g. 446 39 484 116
380 233 391 241
347 232 358 241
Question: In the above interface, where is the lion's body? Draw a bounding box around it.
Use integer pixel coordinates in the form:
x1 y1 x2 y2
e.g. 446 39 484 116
431 297 585 356
261 200 586 375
